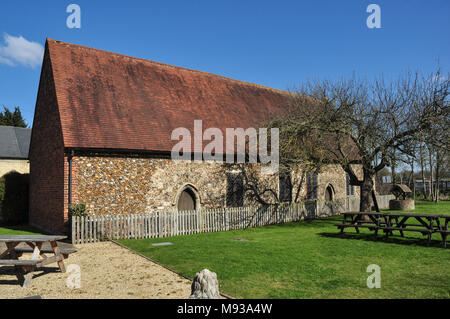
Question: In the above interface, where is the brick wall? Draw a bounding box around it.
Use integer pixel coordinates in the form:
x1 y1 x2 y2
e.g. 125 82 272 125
29 44 66 235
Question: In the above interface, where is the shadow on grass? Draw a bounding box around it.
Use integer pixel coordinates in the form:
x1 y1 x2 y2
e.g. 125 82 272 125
273 216 343 229
318 231 446 248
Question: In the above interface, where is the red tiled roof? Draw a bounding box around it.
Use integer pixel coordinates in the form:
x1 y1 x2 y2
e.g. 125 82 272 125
46 38 290 153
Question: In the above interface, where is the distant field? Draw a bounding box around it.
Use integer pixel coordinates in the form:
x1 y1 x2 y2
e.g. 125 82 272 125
119 201 450 299
385 200 449 215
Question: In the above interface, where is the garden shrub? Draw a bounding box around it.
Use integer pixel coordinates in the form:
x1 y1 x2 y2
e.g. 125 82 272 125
69 202 87 217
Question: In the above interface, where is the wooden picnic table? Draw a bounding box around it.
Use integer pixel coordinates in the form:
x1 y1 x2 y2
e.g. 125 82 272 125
0 235 74 287
336 212 449 248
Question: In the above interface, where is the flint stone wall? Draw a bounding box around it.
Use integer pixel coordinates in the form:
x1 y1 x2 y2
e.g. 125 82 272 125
72 156 361 216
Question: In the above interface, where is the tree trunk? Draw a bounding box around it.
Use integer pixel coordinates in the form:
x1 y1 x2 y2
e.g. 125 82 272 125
391 159 396 186
420 154 426 198
429 150 434 201
409 162 415 199
293 171 305 203
407 165 413 189
435 152 440 203
360 171 375 213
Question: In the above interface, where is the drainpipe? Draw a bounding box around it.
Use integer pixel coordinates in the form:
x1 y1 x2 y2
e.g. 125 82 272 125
68 149 74 205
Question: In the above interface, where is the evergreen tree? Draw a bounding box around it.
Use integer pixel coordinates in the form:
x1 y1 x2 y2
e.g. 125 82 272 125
0 106 27 127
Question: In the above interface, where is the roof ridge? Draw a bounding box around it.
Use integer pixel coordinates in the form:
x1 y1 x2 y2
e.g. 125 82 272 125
0 125 31 159
0 125 30 129
11 128 20 155
46 38 289 95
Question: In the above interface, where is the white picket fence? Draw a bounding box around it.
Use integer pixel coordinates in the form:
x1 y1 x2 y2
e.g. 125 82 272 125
72 202 317 244
71 195 394 244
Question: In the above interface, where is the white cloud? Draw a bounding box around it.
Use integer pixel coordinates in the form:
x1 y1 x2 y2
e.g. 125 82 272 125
0 33 44 68
0 55 14 66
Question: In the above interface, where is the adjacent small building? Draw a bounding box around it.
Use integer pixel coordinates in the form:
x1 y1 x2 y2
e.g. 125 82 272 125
0 125 31 177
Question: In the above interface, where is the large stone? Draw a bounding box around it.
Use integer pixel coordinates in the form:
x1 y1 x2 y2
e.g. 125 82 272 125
389 199 415 211
189 269 220 299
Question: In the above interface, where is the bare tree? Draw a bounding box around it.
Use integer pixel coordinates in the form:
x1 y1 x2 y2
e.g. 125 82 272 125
267 70 449 212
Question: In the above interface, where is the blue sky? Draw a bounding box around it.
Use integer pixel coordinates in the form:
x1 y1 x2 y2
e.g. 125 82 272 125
0 0 449 126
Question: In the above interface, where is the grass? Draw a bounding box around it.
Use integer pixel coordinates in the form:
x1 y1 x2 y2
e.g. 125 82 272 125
0 224 42 235
118 201 450 299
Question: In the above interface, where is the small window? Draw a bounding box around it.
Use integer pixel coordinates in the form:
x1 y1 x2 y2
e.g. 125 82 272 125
346 173 355 196
306 172 318 200
226 173 244 207
279 171 292 202
325 185 334 201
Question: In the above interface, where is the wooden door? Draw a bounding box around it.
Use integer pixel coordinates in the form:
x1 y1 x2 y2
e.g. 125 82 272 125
178 189 196 211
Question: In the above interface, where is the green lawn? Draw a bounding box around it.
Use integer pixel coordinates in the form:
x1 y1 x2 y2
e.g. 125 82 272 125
118 201 450 299
0 225 41 235
383 200 449 215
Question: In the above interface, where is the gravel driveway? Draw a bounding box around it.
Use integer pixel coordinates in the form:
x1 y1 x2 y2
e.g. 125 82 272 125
0 241 192 299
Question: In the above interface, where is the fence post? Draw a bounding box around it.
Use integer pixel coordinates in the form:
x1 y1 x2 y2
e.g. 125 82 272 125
80 216 84 244
93 215 96 243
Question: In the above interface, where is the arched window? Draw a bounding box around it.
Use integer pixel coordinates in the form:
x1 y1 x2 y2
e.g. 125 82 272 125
325 184 334 201
226 173 244 207
279 170 292 202
175 184 200 211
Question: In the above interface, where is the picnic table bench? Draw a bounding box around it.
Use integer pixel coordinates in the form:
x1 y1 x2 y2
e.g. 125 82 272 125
0 235 77 287
336 212 449 248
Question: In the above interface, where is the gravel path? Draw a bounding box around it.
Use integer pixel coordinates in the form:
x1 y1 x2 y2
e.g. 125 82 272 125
0 241 192 299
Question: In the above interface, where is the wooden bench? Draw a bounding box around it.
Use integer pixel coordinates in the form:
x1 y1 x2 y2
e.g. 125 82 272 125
336 212 449 248
14 245 77 259
0 259 40 282
0 235 70 287
335 224 379 232
0 259 40 266
336 212 388 238
380 227 433 244
435 230 450 248
380 227 432 234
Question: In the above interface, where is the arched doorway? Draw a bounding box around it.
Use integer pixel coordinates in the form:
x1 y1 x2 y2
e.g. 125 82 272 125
325 185 334 201
177 187 198 211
